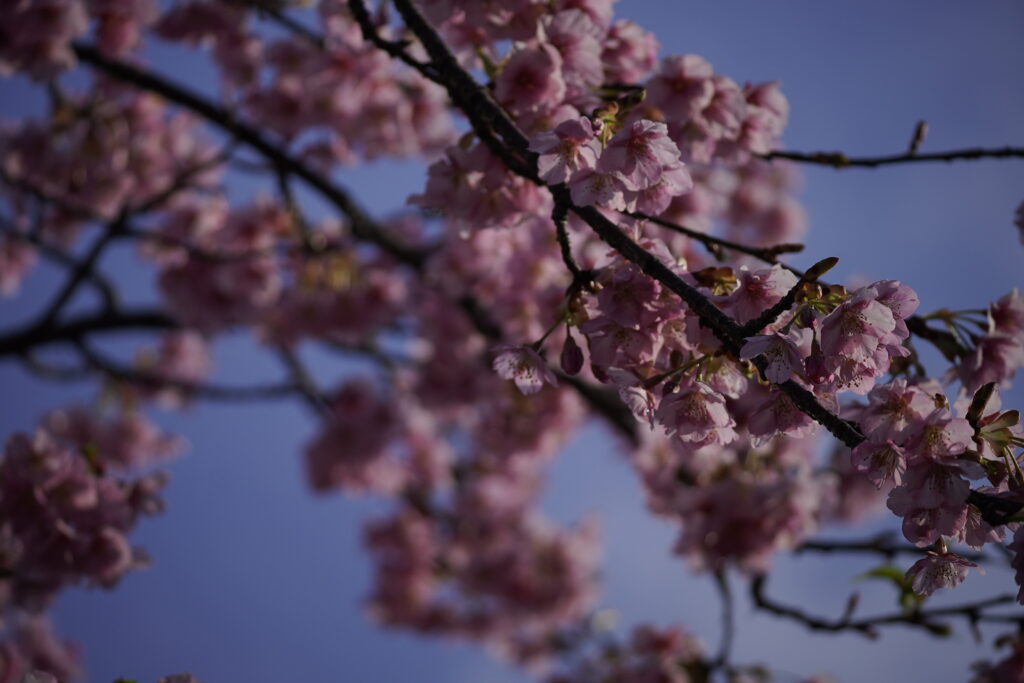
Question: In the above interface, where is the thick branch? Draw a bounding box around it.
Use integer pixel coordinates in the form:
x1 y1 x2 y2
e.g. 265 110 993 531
0 309 175 357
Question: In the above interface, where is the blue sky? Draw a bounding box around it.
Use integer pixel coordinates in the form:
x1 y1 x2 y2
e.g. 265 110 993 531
1 1 1023 681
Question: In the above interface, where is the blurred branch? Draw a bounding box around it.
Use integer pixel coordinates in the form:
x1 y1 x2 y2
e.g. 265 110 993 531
276 347 333 417
233 0 326 48
72 42 426 268
751 574 1020 639
761 146 1024 168
0 309 176 357
712 570 734 670
796 533 986 563
0 218 117 311
73 340 305 401
36 215 126 327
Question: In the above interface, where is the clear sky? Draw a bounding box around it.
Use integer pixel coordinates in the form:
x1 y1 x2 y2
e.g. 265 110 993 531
1 1 1023 681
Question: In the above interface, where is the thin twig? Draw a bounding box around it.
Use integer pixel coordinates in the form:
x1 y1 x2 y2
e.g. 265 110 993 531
74 340 304 401
36 216 126 328
552 198 580 278
348 0 437 78
0 218 118 311
712 570 734 669
627 210 805 275
237 0 326 48
276 347 332 417
751 573 1020 638
796 534 987 563
761 146 1024 168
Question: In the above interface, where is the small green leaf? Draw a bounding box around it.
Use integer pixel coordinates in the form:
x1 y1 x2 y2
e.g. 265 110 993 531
857 565 907 585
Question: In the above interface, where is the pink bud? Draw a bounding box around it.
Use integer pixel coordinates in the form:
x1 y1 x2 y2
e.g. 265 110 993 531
560 332 584 375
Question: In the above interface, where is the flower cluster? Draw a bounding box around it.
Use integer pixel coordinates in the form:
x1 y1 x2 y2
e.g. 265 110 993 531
0 428 166 610
534 117 693 215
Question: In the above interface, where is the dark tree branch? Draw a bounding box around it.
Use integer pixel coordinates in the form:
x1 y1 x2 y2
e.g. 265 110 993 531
751 574 1021 638
276 347 333 417
36 217 125 328
712 570 734 669
762 146 1024 169
73 340 304 402
796 534 986 563
385 0 536 179
552 197 581 278
0 219 118 311
235 0 326 48
627 210 805 274
0 309 176 357
348 0 437 78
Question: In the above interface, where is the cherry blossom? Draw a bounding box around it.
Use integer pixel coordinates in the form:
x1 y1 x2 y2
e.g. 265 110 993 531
492 344 559 396
906 551 980 596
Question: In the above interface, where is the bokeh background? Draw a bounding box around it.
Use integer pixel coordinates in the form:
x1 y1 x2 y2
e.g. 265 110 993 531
1 1 1023 680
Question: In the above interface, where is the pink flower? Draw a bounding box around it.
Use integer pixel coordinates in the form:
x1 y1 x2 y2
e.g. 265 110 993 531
0 0 89 80
598 120 684 192
646 55 715 120
492 344 558 395
902 408 975 468
601 19 659 83
494 45 567 113
740 330 807 383
541 10 604 98
747 390 817 445
304 381 404 494
724 265 798 324
739 81 790 154
529 116 601 184
851 437 906 487
859 378 939 440
905 552 980 596
887 462 970 545
655 382 736 446
630 162 694 215
568 168 627 209
820 286 897 361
